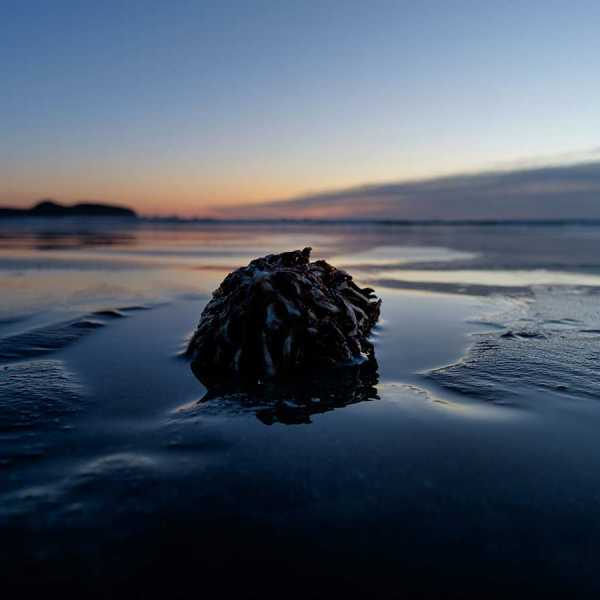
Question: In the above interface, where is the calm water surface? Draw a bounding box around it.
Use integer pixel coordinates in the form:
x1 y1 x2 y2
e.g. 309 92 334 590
1 220 600 598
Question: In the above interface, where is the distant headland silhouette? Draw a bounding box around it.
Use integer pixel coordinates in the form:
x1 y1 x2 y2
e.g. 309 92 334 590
0 199 137 219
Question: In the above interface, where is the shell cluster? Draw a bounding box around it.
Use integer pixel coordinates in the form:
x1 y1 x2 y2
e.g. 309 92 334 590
187 247 381 384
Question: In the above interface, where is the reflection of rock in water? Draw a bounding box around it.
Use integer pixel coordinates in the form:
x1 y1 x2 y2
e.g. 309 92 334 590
191 354 379 425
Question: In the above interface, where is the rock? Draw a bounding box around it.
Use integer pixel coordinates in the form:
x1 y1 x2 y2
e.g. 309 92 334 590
187 247 381 384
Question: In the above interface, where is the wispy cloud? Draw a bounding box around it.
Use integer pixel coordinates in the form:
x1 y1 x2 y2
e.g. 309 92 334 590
215 152 600 220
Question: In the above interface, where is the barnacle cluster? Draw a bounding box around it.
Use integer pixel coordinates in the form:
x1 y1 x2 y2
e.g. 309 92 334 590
187 247 381 384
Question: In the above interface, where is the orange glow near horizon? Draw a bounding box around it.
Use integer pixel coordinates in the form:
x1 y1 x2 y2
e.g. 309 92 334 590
3 146 600 219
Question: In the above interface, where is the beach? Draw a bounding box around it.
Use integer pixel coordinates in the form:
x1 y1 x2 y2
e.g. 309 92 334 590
2 220 600 597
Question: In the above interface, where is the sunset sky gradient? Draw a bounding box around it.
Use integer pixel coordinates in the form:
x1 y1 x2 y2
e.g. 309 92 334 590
2 1 600 217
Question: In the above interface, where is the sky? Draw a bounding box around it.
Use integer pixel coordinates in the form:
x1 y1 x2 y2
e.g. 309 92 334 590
1 0 600 218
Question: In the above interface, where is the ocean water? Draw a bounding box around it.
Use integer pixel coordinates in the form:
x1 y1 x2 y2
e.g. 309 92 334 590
1 220 600 598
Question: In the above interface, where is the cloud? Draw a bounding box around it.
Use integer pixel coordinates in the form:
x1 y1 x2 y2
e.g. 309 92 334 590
215 158 600 220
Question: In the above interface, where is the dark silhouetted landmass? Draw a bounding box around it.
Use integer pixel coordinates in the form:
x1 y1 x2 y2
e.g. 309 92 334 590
0 199 137 219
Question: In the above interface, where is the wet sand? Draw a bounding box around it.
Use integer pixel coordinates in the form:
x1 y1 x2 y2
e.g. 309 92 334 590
2 221 600 598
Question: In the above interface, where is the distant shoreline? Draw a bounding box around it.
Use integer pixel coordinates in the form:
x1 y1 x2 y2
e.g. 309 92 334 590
3 214 600 228
139 217 600 227
0 200 137 219
3 201 600 227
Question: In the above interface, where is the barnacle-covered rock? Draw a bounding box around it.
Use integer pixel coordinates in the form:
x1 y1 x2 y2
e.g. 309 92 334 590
187 247 381 384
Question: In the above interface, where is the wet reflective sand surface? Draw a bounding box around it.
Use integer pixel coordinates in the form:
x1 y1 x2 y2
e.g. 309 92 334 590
2 221 600 598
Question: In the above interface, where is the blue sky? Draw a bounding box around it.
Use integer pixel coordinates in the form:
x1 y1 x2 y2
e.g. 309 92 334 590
2 0 599 216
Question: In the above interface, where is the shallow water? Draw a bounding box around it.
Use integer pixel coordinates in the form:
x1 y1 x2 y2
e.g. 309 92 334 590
2 220 600 598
